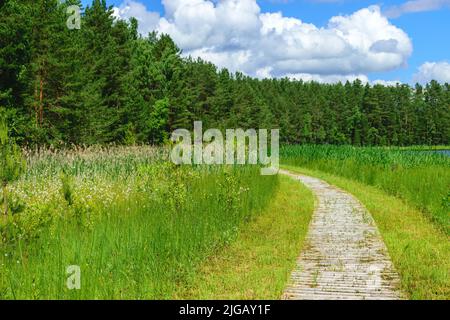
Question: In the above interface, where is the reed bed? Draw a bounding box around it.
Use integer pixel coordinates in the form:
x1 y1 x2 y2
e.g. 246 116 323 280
281 145 450 234
0 146 278 299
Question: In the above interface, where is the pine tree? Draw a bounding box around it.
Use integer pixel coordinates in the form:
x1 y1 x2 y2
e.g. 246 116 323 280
0 2 449 147
0 0 35 144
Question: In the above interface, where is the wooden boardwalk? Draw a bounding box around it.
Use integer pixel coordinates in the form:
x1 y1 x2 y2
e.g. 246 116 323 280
280 170 404 300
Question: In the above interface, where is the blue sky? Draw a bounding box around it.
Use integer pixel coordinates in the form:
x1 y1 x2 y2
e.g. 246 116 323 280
81 0 450 84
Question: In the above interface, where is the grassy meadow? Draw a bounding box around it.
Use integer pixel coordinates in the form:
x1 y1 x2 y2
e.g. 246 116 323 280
0 146 278 299
0 144 449 300
175 175 314 299
281 145 450 234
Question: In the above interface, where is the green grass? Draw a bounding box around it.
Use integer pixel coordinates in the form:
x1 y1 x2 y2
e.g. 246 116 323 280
281 145 450 234
174 175 315 299
2 145 448 300
283 165 450 300
392 146 450 151
0 147 278 299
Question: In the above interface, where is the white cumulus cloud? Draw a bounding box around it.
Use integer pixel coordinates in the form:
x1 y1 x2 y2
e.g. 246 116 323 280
372 79 401 86
285 73 370 84
413 61 450 84
113 0 413 82
112 0 160 34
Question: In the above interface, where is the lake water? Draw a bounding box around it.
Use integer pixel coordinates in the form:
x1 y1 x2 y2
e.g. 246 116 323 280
428 150 450 157
404 149 450 158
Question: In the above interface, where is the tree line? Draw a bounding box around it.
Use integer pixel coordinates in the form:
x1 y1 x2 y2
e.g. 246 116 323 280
1 0 449 147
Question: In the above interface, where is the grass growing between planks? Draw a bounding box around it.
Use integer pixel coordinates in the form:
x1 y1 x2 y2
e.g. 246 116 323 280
175 175 315 299
283 165 450 300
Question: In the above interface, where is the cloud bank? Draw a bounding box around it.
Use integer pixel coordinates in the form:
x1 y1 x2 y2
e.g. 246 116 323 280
413 61 450 84
113 0 413 83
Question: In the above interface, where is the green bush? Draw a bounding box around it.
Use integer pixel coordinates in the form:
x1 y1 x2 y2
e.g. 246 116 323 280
0 111 26 220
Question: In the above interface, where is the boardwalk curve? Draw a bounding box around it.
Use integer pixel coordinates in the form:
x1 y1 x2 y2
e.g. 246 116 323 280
280 169 404 300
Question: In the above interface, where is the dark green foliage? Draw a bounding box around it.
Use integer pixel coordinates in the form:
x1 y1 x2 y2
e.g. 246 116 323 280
0 0 448 146
60 172 74 206
0 110 26 217
0 112 26 184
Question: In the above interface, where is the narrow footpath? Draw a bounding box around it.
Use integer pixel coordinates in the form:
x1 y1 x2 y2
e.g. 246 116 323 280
280 170 404 300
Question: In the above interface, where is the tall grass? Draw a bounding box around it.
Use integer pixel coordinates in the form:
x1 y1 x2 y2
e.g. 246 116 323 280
0 146 278 299
281 145 450 234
